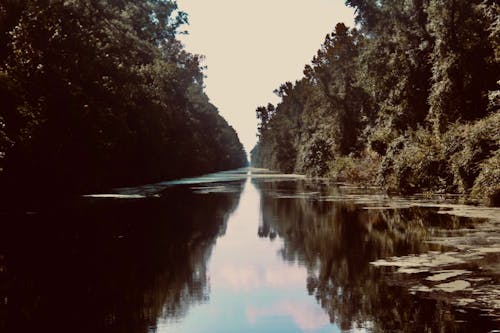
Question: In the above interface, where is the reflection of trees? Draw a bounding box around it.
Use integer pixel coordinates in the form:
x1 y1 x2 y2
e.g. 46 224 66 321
254 180 495 332
0 182 243 333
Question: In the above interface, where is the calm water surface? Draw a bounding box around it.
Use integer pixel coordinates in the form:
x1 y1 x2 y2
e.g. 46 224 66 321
0 168 498 332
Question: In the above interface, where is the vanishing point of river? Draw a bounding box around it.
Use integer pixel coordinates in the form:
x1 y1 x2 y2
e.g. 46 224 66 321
1 168 499 332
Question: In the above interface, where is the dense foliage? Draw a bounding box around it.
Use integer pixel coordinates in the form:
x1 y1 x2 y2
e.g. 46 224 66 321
0 0 247 195
252 0 499 205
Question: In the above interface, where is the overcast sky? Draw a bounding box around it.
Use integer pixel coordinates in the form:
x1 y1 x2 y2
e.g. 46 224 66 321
176 0 355 154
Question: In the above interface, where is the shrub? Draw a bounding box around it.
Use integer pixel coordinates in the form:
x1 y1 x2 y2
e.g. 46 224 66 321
470 150 500 206
378 128 454 194
445 112 500 193
302 138 334 177
368 124 398 156
327 150 380 185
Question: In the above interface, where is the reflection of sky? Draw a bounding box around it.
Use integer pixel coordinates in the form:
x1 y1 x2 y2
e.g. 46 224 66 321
157 178 339 333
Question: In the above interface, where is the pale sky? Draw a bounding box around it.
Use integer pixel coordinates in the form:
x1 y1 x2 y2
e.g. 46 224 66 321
176 0 355 154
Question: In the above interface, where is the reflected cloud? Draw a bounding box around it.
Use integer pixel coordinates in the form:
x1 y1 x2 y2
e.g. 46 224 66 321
214 264 306 292
246 300 330 332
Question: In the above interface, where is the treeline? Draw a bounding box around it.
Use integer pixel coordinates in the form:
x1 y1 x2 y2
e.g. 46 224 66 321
0 0 247 196
251 0 499 205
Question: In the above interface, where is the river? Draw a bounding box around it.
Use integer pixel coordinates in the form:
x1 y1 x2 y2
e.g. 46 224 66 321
0 168 499 332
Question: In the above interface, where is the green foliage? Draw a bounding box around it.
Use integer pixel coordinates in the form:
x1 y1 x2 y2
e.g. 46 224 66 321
327 150 380 185
479 2 500 112
252 0 499 205
470 150 500 206
379 112 499 196
0 0 246 195
353 0 433 133
445 112 500 193
379 129 453 194
427 0 498 133
253 24 373 175
367 123 398 155
302 138 333 177
309 23 371 155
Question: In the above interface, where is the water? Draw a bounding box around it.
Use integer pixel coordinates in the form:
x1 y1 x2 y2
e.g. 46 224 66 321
0 168 498 332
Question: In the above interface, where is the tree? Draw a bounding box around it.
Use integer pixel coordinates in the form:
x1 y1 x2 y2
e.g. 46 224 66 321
427 0 498 132
0 0 246 196
310 23 372 155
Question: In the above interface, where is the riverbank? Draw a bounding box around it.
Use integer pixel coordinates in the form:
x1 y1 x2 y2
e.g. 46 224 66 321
253 112 500 207
250 1 498 208
326 113 500 207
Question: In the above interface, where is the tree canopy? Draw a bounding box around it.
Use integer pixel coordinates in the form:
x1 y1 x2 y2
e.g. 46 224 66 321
252 0 499 205
0 0 247 196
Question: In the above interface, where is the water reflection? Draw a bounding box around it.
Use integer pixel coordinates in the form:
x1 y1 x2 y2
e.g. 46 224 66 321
160 177 336 333
0 170 498 333
0 182 243 333
254 179 497 332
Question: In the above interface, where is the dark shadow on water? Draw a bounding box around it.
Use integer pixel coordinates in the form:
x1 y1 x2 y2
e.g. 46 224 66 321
0 173 497 333
253 179 498 332
0 181 244 333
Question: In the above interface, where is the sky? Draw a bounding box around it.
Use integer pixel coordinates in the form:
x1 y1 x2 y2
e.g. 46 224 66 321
176 0 355 154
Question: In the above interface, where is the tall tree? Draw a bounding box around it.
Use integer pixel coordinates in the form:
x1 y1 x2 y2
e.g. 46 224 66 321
427 0 498 132
309 23 371 155
0 0 246 195
347 0 432 135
